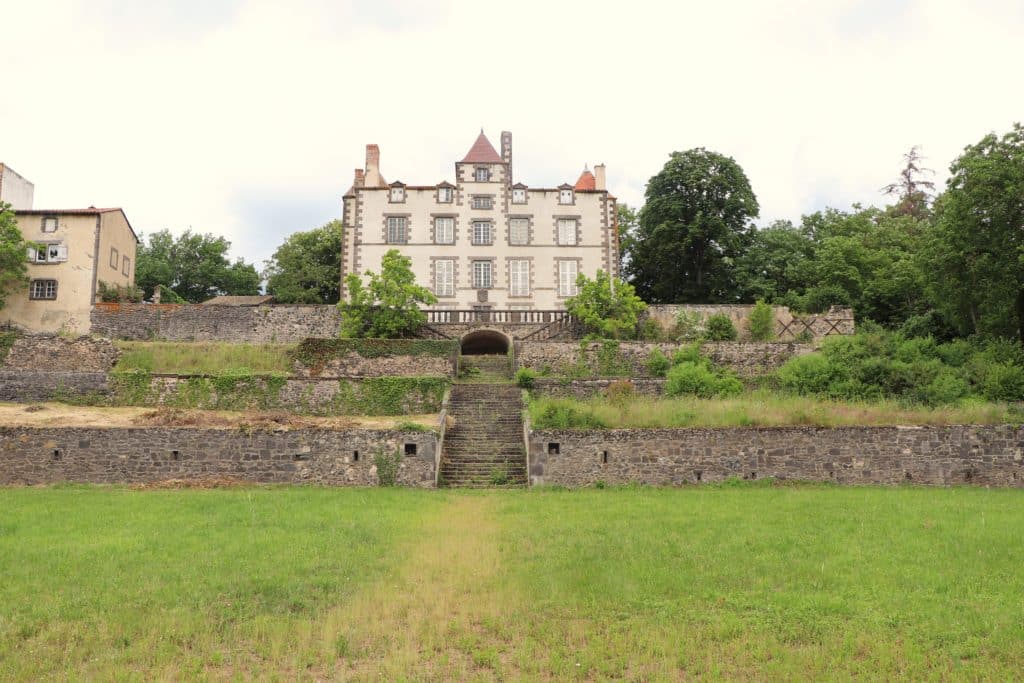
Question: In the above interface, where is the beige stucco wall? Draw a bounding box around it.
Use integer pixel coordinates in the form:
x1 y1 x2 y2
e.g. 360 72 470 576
0 164 35 210
0 211 136 334
343 159 617 310
96 211 137 290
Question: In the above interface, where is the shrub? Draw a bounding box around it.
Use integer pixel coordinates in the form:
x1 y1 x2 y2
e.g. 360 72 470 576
704 314 738 341
673 310 704 341
97 281 144 303
534 400 607 429
981 363 1024 402
671 344 704 367
922 370 970 406
515 368 537 390
777 353 844 395
747 300 774 341
646 348 670 377
665 361 742 398
636 317 664 341
373 448 401 487
795 329 814 344
605 379 636 406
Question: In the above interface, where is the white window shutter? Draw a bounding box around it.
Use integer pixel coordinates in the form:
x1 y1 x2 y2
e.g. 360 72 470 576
26 246 36 261
57 245 69 262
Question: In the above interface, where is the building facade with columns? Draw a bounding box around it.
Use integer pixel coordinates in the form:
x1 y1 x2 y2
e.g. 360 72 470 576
341 131 619 311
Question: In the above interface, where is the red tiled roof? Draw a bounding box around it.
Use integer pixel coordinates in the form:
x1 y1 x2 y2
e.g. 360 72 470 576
574 166 596 191
460 130 503 163
15 207 121 215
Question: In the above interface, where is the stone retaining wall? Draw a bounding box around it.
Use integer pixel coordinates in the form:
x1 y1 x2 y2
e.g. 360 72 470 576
2 335 120 372
516 341 813 377
531 378 667 399
529 425 1024 487
0 370 109 402
644 304 854 341
91 303 342 342
0 427 437 487
293 353 455 378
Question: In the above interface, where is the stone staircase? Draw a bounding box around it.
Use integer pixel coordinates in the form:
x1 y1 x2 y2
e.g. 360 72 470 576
458 354 511 382
439 383 528 488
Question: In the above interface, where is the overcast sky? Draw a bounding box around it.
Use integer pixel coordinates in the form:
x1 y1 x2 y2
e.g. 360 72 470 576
2 0 1022 268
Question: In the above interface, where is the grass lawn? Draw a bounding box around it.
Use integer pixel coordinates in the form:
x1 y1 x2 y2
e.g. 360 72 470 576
529 392 1024 428
115 341 296 374
2 485 1022 679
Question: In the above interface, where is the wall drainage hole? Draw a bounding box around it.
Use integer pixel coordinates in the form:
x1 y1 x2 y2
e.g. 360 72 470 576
600 451 609 464
905 471 912 481
548 442 560 455
52 449 61 461
695 470 702 482
171 450 180 461
353 450 359 462
294 453 310 462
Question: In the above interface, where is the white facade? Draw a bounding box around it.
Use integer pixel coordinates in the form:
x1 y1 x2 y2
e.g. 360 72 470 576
341 131 619 310
0 163 35 210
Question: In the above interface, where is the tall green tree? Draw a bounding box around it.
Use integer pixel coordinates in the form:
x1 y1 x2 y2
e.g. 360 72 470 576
615 203 639 275
923 123 1024 342
628 148 759 303
0 202 32 310
264 220 342 304
733 220 815 303
135 229 261 303
565 270 647 339
339 249 436 338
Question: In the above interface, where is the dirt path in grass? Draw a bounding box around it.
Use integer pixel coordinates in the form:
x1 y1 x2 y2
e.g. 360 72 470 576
327 493 517 680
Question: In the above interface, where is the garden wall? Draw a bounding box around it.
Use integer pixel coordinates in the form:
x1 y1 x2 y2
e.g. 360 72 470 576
531 378 666 399
0 426 437 487
290 339 458 378
91 303 342 342
516 341 813 377
2 335 120 372
644 304 854 340
529 425 1024 487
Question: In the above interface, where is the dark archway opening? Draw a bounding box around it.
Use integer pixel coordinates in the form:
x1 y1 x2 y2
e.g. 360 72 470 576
460 330 510 355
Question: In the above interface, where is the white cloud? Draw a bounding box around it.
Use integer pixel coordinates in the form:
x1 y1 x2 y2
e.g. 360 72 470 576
2 0 1021 265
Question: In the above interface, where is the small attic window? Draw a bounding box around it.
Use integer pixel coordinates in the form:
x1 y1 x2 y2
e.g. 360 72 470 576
474 167 490 182
512 188 526 204
390 186 405 203
437 186 453 203
559 188 574 205
42 216 58 233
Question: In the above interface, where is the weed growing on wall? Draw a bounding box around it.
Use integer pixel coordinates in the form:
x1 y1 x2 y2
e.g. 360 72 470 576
109 369 156 405
331 378 448 415
291 338 457 375
373 448 402 486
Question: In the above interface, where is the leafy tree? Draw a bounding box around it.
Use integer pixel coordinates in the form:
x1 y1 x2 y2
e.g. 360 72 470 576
733 220 815 302
704 313 738 341
264 220 342 304
922 123 1024 342
747 300 774 341
628 148 759 303
616 203 639 274
881 146 936 219
0 202 32 310
135 229 261 303
565 269 647 339
339 249 436 338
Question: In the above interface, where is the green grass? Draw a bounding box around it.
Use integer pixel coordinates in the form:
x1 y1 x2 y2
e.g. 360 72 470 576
3 486 1023 679
115 341 296 374
529 392 1024 428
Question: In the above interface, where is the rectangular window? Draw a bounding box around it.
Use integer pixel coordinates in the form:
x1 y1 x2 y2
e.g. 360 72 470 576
29 244 66 263
122 255 131 277
437 187 453 203
512 188 526 204
435 259 454 297
557 219 578 245
42 216 58 233
474 167 490 182
559 189 574 204
471 195 493 210
386 216 407 244
29 279 58 300
472 221 492 245
110 247 119 268
558 260 579 297
509 218 529 245
434 217 454 244
389 186 405 202
472 261 492 289
509 260 530 296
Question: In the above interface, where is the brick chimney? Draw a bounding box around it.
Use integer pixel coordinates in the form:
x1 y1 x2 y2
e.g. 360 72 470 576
364 144 385 187
594 163 606 191
353 168 365 188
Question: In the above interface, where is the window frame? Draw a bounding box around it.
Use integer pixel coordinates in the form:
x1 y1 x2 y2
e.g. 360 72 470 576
558 260 579 298
511 188 527 204
472 260 493 289
434 258 455 297
389 186 406 203
434 216 455 245
41 216 58 233
471 220 493 246
557 218 578 246
509 259 530 297
386 216 408 244
471 195 493 210
474 166 490 182
437 186 453 203
122 255 131 277
29 279 58 300
508 217 530 246
110 246 119 268
559 188 575 205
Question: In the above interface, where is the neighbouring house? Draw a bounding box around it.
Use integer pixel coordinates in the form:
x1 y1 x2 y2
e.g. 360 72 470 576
341 130 619 311
0 207 138 334
0 163 35 210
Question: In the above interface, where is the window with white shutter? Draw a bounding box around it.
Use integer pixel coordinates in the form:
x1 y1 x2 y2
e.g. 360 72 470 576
437 187 453 203
390 186 405 202
472 261 492 289
559 189 574 204
509 218 529 245
512 188 526 204
434 217 454 244
435 259 454 297
558 260 578 297
509 260 530 296
386 217 407 244
472 221 492 245
557 219 577 245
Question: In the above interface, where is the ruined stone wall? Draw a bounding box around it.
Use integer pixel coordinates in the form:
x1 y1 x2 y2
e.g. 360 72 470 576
2 335 120 372
0 426 437 487
644 304 855 341
529 425 1024 488
90 303 342 342
516 341 813 377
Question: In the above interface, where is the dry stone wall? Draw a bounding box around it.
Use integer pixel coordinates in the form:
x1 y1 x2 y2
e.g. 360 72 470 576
91 303 342 342
531 378 667 399
0 427 437 487
293 353 455 378
644 304 855 341
516 341 813 377
529 425 1024 487
3 335 120 372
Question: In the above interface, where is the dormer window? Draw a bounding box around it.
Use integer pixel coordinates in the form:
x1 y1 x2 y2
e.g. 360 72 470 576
559 188 574 205
474 167 490 182
389 185 406 203
437 186 453 203
42 216 58 233
512 187 527 204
